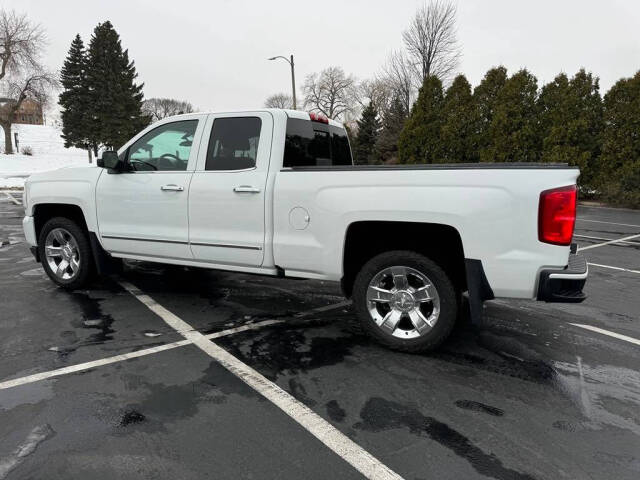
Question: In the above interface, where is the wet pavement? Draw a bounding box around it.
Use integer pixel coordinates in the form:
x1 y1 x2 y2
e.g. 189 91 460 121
1 198 639 480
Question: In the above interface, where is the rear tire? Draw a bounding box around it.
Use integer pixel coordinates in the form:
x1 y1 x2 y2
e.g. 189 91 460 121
353 250 458 353
38 217 94 290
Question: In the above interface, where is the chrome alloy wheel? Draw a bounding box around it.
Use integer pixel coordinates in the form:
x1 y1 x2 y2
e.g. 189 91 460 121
366 266 440 339
44 228 81 281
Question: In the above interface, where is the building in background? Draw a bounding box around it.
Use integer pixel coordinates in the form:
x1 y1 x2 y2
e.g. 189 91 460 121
0 97 44 125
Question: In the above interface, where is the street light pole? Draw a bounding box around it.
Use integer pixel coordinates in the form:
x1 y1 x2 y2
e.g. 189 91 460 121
268 54 297 110
289 54 297 110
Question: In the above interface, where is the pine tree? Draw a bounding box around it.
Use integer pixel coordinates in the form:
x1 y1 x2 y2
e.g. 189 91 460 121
441 74 480 163
473 66 508 155
538 70 603 186
480 69 540 162
398 75 444 164
599 71 640 207
353 103 382 164
59 34 91 161
85 21 149 152
375 94 408 163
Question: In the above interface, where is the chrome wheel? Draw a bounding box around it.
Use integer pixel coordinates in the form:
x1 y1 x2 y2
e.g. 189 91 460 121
44 228 81 281
366 266 440 339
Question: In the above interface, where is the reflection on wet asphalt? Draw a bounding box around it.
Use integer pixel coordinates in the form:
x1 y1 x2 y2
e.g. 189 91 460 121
1 200 639 479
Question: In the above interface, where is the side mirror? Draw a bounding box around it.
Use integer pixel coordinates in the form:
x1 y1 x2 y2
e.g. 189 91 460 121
97 150 123 171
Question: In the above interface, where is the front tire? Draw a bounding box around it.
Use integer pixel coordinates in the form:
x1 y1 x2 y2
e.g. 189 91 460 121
353 250 458 353
38 217 94 290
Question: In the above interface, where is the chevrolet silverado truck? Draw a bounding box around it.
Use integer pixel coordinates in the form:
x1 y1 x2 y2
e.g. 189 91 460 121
21 109 588 352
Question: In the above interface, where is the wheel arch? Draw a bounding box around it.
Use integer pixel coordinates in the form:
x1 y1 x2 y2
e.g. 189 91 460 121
33 203 90 241
341 220 467 298
33 203 118 276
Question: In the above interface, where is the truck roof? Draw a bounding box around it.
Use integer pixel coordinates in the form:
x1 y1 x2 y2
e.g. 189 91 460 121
171 108 345 129
280 109 345 128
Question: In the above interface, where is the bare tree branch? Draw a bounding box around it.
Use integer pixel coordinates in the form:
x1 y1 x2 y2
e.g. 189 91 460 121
0 69 57 153
380 50 419 113
264 93 293 109
0 9 46 81
302 66 357 120
356 78 393 113
402 0 461 83
142 97 195 123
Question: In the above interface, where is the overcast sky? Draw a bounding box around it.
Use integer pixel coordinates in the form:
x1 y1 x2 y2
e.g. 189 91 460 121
8 0 640 113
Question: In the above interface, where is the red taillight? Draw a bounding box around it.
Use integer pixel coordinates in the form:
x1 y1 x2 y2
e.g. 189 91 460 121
309 112 329 124
538 185 577 246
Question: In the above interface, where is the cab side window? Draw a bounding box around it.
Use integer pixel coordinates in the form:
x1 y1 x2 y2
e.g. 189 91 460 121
205 117 262 171
127 120 198 171
283 118 353 167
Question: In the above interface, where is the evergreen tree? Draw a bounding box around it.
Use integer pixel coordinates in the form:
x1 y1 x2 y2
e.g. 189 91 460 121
473 66 508 155
599 71 640 206
398 75 444 163
353 103 382 164
480 69 540 162
375 94 408 163
85 21 149 152
538 70 603 186
441 74 480 163
59 34 91 160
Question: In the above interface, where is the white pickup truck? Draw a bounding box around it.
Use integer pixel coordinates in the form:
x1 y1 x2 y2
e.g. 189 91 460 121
22 109 587 352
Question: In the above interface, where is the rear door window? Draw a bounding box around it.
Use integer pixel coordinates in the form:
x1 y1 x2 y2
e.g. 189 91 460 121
284 118 353 167
206 117 262 171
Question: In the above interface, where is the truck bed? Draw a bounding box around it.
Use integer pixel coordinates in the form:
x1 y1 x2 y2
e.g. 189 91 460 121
282 163 577 171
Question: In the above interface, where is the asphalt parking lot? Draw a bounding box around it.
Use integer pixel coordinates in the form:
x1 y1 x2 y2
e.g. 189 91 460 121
1 192 639 480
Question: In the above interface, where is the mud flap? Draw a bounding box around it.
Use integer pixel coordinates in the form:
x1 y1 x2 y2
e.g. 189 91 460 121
88 232 122 275
464 259 495 326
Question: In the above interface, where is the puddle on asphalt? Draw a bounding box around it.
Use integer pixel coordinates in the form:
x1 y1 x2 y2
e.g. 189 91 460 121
454 400 505 417
102 362 257 434
553 360 640 435
325 400 347 423
354 397 536 480
0 381 54 411
119 410 146 427
46 291 116 356
218 323 370 381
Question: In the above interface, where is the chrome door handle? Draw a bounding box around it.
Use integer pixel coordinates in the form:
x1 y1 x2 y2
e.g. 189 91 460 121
233 185 260 193
161 184 184 191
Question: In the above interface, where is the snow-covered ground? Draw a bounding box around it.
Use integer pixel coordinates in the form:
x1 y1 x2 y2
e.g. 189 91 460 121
0 124 92 188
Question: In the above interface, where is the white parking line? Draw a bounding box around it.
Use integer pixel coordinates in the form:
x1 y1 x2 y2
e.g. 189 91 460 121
576 218 640 229
574 234 639 245
588 262 640 274
0 340 191 390
118 280 403 480
570 324 640 347
295 299 352 317
2 192 20 206
0 319 285 391
0 301 349 392
578 233 640 251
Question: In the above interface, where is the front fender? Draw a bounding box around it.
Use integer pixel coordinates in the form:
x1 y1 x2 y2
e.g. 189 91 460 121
26 167 102 232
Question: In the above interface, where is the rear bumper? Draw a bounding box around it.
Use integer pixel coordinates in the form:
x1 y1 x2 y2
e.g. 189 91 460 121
537 251 588 303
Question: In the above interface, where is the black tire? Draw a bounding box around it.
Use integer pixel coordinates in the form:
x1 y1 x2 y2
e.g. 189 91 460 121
38 217 94 290
352 250 458 353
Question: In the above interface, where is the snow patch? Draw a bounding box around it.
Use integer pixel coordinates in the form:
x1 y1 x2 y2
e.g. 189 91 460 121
0 124 92 188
